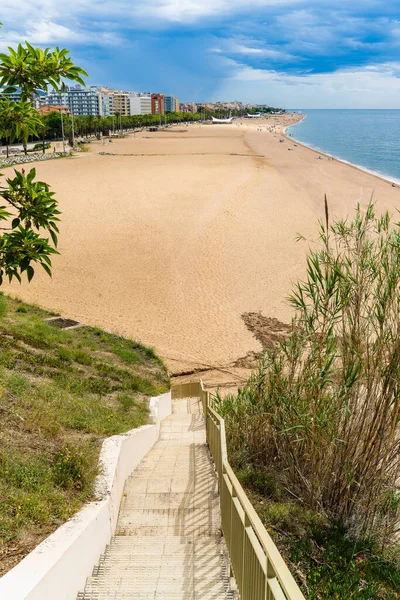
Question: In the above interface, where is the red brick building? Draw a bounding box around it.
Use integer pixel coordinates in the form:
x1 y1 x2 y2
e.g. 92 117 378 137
151 94 165 115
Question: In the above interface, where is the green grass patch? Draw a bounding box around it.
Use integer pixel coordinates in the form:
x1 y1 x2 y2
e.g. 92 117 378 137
0 293 169 574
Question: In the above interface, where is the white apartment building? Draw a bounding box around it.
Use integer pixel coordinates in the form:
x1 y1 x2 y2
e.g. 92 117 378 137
129 93 152 115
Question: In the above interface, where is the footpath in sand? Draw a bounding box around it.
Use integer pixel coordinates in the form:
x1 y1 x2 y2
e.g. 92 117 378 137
2 118 399 389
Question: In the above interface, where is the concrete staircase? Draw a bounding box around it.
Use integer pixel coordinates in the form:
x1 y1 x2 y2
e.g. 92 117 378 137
77 397 237 599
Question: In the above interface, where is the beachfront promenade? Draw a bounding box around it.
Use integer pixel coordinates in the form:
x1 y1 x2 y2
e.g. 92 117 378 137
78 396 237 599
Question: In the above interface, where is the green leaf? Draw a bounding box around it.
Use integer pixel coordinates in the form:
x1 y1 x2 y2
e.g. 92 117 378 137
27 265 34 282
27 168 36 184
41 262 52 277
49 229 58 248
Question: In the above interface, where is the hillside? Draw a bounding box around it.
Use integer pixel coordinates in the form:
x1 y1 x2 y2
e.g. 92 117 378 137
0 294 169 575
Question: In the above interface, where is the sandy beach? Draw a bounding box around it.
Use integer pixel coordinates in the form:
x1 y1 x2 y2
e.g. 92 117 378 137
2 115 399 387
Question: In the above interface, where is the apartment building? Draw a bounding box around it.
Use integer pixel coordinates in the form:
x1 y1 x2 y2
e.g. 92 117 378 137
180 102 198 113
129 93 152 115
42 85 101 116
112 91 130 116
0 89 23 103
68 86 101 116
99 88 114 117
0 89 44 111
151 94 165 115
40 90 68 110
164 95 179 113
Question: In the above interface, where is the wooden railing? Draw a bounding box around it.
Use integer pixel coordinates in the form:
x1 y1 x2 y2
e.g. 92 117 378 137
172 380 306 600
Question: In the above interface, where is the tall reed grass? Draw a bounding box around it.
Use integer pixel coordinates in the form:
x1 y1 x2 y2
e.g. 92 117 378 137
216 203 400 543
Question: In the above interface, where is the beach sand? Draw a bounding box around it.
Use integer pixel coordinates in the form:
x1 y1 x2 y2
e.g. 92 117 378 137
2 116 399 388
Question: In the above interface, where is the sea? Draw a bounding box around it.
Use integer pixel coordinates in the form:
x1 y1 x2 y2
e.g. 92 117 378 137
287 109 400 184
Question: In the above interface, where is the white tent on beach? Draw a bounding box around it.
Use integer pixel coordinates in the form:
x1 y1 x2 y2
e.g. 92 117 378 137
211 116 233 124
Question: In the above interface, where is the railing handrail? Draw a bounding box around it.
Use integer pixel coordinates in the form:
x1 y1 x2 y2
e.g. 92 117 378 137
171 379 306 600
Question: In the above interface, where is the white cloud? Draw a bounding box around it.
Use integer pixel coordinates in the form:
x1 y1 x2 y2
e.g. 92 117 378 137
25 21 85 45
230 45 297 61
234 45 264 55
0 15 122 51
214 61 400 108
210 36 297 62
0 0 312 29
129 0 305 23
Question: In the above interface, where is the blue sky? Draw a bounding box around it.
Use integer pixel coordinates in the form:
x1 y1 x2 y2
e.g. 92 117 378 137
1 1 400 107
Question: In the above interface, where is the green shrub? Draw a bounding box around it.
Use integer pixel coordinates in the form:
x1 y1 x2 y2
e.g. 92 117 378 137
218 204 400 544
33 142 51 150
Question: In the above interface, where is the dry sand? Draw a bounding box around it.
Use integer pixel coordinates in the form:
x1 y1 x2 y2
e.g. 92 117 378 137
2 117 399 388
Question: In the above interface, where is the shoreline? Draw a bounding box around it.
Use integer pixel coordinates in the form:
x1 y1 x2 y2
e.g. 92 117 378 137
284 116 400 187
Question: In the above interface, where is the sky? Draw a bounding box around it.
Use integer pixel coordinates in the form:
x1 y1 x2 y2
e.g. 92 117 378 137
1 1 400 108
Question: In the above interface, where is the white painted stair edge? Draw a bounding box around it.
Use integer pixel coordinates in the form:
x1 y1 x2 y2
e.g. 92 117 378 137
0 391 172 600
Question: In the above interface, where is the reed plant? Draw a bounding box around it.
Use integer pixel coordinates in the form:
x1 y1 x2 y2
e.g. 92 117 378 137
217 203 400 543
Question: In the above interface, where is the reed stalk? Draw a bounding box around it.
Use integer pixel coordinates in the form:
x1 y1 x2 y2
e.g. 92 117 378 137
216 204 400 543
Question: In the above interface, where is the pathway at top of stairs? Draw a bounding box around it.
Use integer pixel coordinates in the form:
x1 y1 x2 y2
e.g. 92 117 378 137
77 397 237 599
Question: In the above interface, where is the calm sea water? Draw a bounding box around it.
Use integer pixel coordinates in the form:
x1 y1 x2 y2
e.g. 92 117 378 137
287 109 400 183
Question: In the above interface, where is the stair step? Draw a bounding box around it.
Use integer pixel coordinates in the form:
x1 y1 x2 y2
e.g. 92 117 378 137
86 574 228 585
107 535 223 546
80 583 232 597
78 592 236 600
118 492 219 510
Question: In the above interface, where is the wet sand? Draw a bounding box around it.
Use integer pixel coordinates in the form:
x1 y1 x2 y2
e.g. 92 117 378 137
2 117 399 387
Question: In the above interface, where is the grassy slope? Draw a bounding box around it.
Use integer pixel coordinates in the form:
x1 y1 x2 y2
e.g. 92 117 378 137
0 294 169 575
237 469 400 600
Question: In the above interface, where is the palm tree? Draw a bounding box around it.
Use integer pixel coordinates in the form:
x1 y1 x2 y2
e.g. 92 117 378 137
95 115 102 138
9 101 43 155
114 111 122 136
0 99 16 158
87 114 94 136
